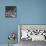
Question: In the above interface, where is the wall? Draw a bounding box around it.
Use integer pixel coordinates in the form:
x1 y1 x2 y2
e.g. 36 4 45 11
20 0 46 24
0 0 46 44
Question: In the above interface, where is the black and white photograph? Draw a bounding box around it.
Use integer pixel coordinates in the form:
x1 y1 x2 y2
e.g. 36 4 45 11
5 6 16 18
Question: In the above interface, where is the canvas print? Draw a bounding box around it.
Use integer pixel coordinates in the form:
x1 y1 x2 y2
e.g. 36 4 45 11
5 6 16 18
18 25 46 46
18 25 46 41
